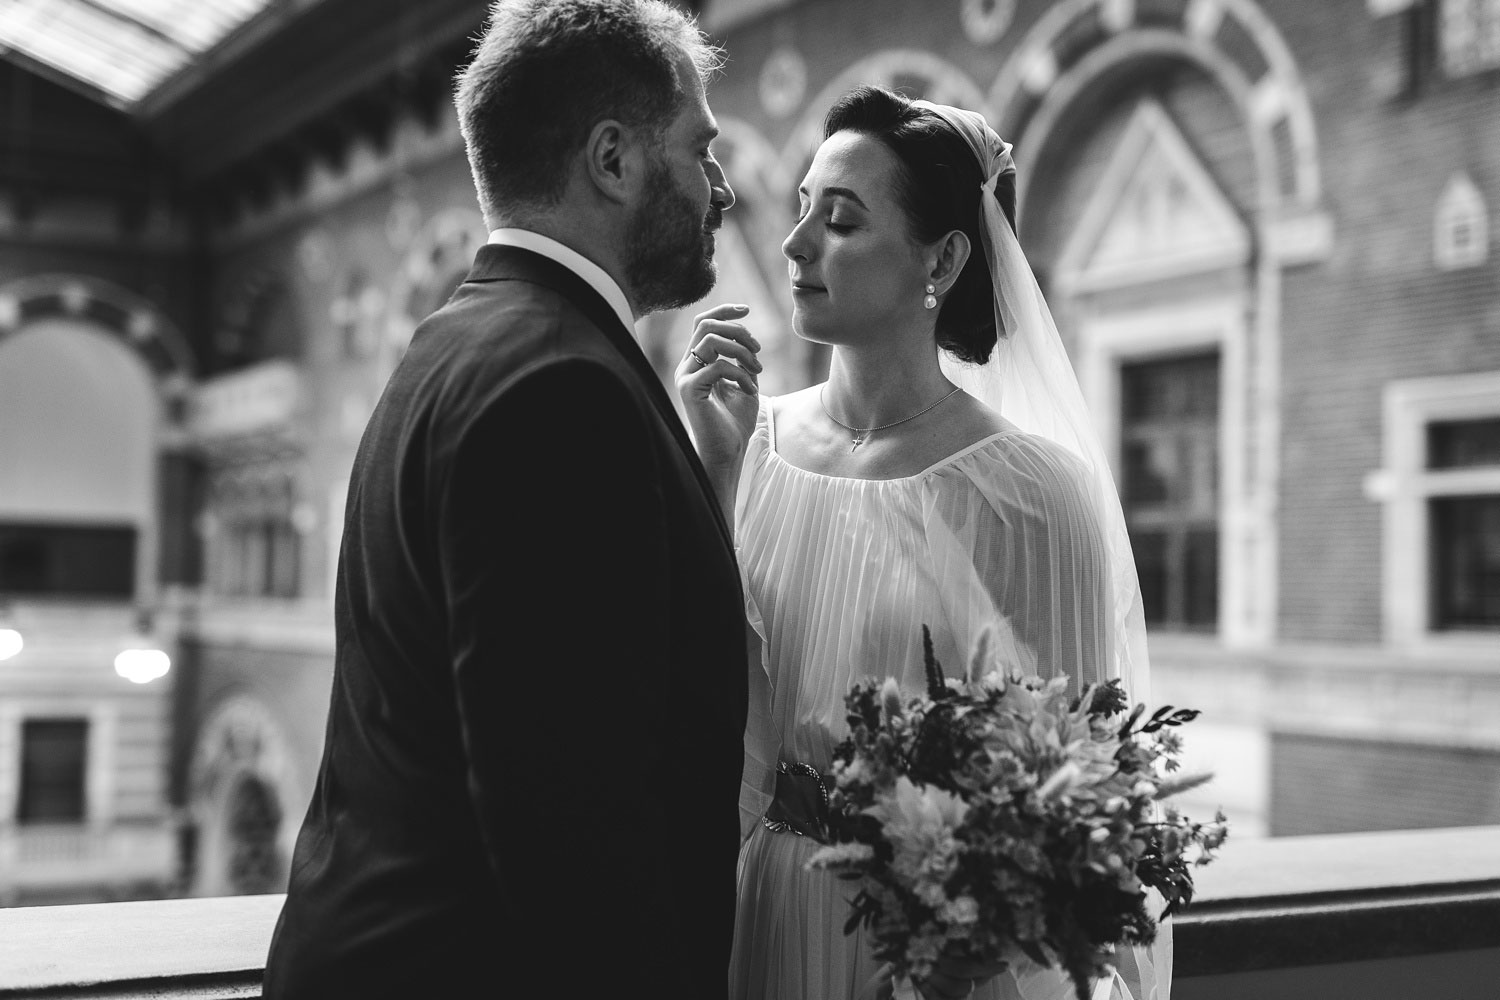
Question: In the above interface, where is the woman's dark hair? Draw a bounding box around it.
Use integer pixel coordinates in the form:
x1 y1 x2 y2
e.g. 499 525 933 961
823 85 1018 364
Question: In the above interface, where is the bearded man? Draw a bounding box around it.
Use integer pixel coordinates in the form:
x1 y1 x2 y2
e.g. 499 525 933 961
264 2 754 997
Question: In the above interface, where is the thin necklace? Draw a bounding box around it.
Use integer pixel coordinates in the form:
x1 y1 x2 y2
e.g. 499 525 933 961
819 383 963 452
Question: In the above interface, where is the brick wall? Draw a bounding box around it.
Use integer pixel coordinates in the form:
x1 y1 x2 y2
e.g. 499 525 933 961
1274 0 1500 642
1271 730 1500 835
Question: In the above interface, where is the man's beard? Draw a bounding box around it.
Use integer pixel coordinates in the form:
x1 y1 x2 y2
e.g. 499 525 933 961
626 156 721 315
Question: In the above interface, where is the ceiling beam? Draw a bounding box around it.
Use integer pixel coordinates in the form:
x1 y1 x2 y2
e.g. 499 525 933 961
142 0 485 181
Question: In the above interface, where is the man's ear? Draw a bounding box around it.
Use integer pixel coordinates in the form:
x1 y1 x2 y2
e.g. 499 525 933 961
928 230 972 295
584 119 641 205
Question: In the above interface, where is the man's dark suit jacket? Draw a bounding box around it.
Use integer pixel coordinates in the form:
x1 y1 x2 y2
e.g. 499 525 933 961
263 244 749 998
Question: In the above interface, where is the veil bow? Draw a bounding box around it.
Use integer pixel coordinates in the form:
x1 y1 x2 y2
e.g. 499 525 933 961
912 99 1150 706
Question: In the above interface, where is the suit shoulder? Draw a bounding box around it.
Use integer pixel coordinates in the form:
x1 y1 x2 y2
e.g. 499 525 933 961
416 284 636 401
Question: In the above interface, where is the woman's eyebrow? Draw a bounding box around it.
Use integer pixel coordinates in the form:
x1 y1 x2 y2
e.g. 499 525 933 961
795 185 870 210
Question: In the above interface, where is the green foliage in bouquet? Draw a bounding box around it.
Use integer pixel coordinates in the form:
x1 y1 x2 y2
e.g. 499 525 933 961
808 625 1229 1000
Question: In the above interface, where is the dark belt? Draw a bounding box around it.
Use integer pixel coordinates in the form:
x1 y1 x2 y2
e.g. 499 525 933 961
762 761 834 842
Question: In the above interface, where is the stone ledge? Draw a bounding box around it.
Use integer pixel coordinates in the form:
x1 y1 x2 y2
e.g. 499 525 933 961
0 895 280 998
1177 884 1500 975
1175 825 1500 975
1 827 1497 995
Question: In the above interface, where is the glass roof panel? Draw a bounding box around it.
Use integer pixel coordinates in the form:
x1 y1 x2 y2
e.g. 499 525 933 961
0 0 275 108
89 0 270 52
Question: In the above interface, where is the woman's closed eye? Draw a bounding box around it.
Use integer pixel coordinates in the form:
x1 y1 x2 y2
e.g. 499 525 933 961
794 208 855 233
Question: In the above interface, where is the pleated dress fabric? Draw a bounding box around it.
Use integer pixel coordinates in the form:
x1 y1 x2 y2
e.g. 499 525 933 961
729 394 1169 1000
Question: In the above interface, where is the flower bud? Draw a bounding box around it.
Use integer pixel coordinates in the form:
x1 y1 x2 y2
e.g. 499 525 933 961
881 677 904 721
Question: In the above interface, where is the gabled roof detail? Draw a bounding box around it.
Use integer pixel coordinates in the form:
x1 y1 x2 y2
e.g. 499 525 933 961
1057 99 1251 293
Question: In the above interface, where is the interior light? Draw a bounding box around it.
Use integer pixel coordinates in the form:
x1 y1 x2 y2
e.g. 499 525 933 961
0 628 21 661
115 647 170 684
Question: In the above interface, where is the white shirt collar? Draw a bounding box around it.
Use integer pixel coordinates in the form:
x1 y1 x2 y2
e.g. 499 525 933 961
487 228 637 338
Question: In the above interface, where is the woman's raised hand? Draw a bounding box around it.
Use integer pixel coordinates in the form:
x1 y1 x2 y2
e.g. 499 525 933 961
675 303 762 475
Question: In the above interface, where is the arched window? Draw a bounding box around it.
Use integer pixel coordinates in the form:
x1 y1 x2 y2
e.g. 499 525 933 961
0 320 155 598
331 268 383 361
208 470 301 599
1434 172 1489 271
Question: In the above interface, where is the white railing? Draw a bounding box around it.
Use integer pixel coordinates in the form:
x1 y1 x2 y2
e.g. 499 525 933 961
0 822 176 901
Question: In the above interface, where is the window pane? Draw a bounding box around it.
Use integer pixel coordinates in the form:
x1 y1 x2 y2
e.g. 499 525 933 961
18 719 89 824
243 524 268 596
0 523 136 597
1428 416 1500 469
1134 531 1169 626
1430 494 1500 629
270 523 300 598
0 0 274 107
1122 354 1218 420
1122 438 1173 505
1185 529 1220 627
1185 428 1220 515
1121 352 1220 631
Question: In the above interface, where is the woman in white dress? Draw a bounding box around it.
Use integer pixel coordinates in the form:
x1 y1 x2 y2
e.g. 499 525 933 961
677 86 1166 1000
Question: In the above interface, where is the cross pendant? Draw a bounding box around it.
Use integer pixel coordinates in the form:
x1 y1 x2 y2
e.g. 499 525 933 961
850 435 866 452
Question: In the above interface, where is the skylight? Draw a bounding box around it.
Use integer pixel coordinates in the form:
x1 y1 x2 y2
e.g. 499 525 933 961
0 0 275 109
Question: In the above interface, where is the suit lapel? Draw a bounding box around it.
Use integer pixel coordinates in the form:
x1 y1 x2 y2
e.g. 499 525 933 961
465 244 736 552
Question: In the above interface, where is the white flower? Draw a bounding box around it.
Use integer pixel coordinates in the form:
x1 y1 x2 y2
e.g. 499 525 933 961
978 669 1008 693
806 841 876 870
939 895 980 926
1037 761 1082 801
866 776 970 899
1155 771 1215 799
866 776 970 838
881 677 904 721
966 623 998 687
835 756 870 787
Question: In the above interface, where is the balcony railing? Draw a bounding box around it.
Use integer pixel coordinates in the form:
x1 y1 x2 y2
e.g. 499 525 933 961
0 826 1496 998
0 822 176 905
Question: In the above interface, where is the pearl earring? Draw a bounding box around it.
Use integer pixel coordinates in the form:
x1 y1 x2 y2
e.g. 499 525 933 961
923 283 937 310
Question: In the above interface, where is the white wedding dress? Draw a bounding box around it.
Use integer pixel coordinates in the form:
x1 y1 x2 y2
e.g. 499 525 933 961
728 393 1170 1000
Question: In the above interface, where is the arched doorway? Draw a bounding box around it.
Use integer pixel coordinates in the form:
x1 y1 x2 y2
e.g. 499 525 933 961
224 775 283 895
188 693 299 896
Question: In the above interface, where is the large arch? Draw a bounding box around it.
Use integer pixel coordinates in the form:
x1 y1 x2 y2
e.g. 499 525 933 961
990 0 1326 222
0 274 194 403
0 275 195 603
990 0 1326 647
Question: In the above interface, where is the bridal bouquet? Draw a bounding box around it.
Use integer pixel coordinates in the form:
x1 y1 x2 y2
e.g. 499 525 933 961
807 625 1228 1000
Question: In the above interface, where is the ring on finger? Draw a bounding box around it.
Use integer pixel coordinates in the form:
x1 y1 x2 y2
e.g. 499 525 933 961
688 347 710 367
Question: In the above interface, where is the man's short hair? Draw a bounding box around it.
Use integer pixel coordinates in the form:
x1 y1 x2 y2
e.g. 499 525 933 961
455 0 723 222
